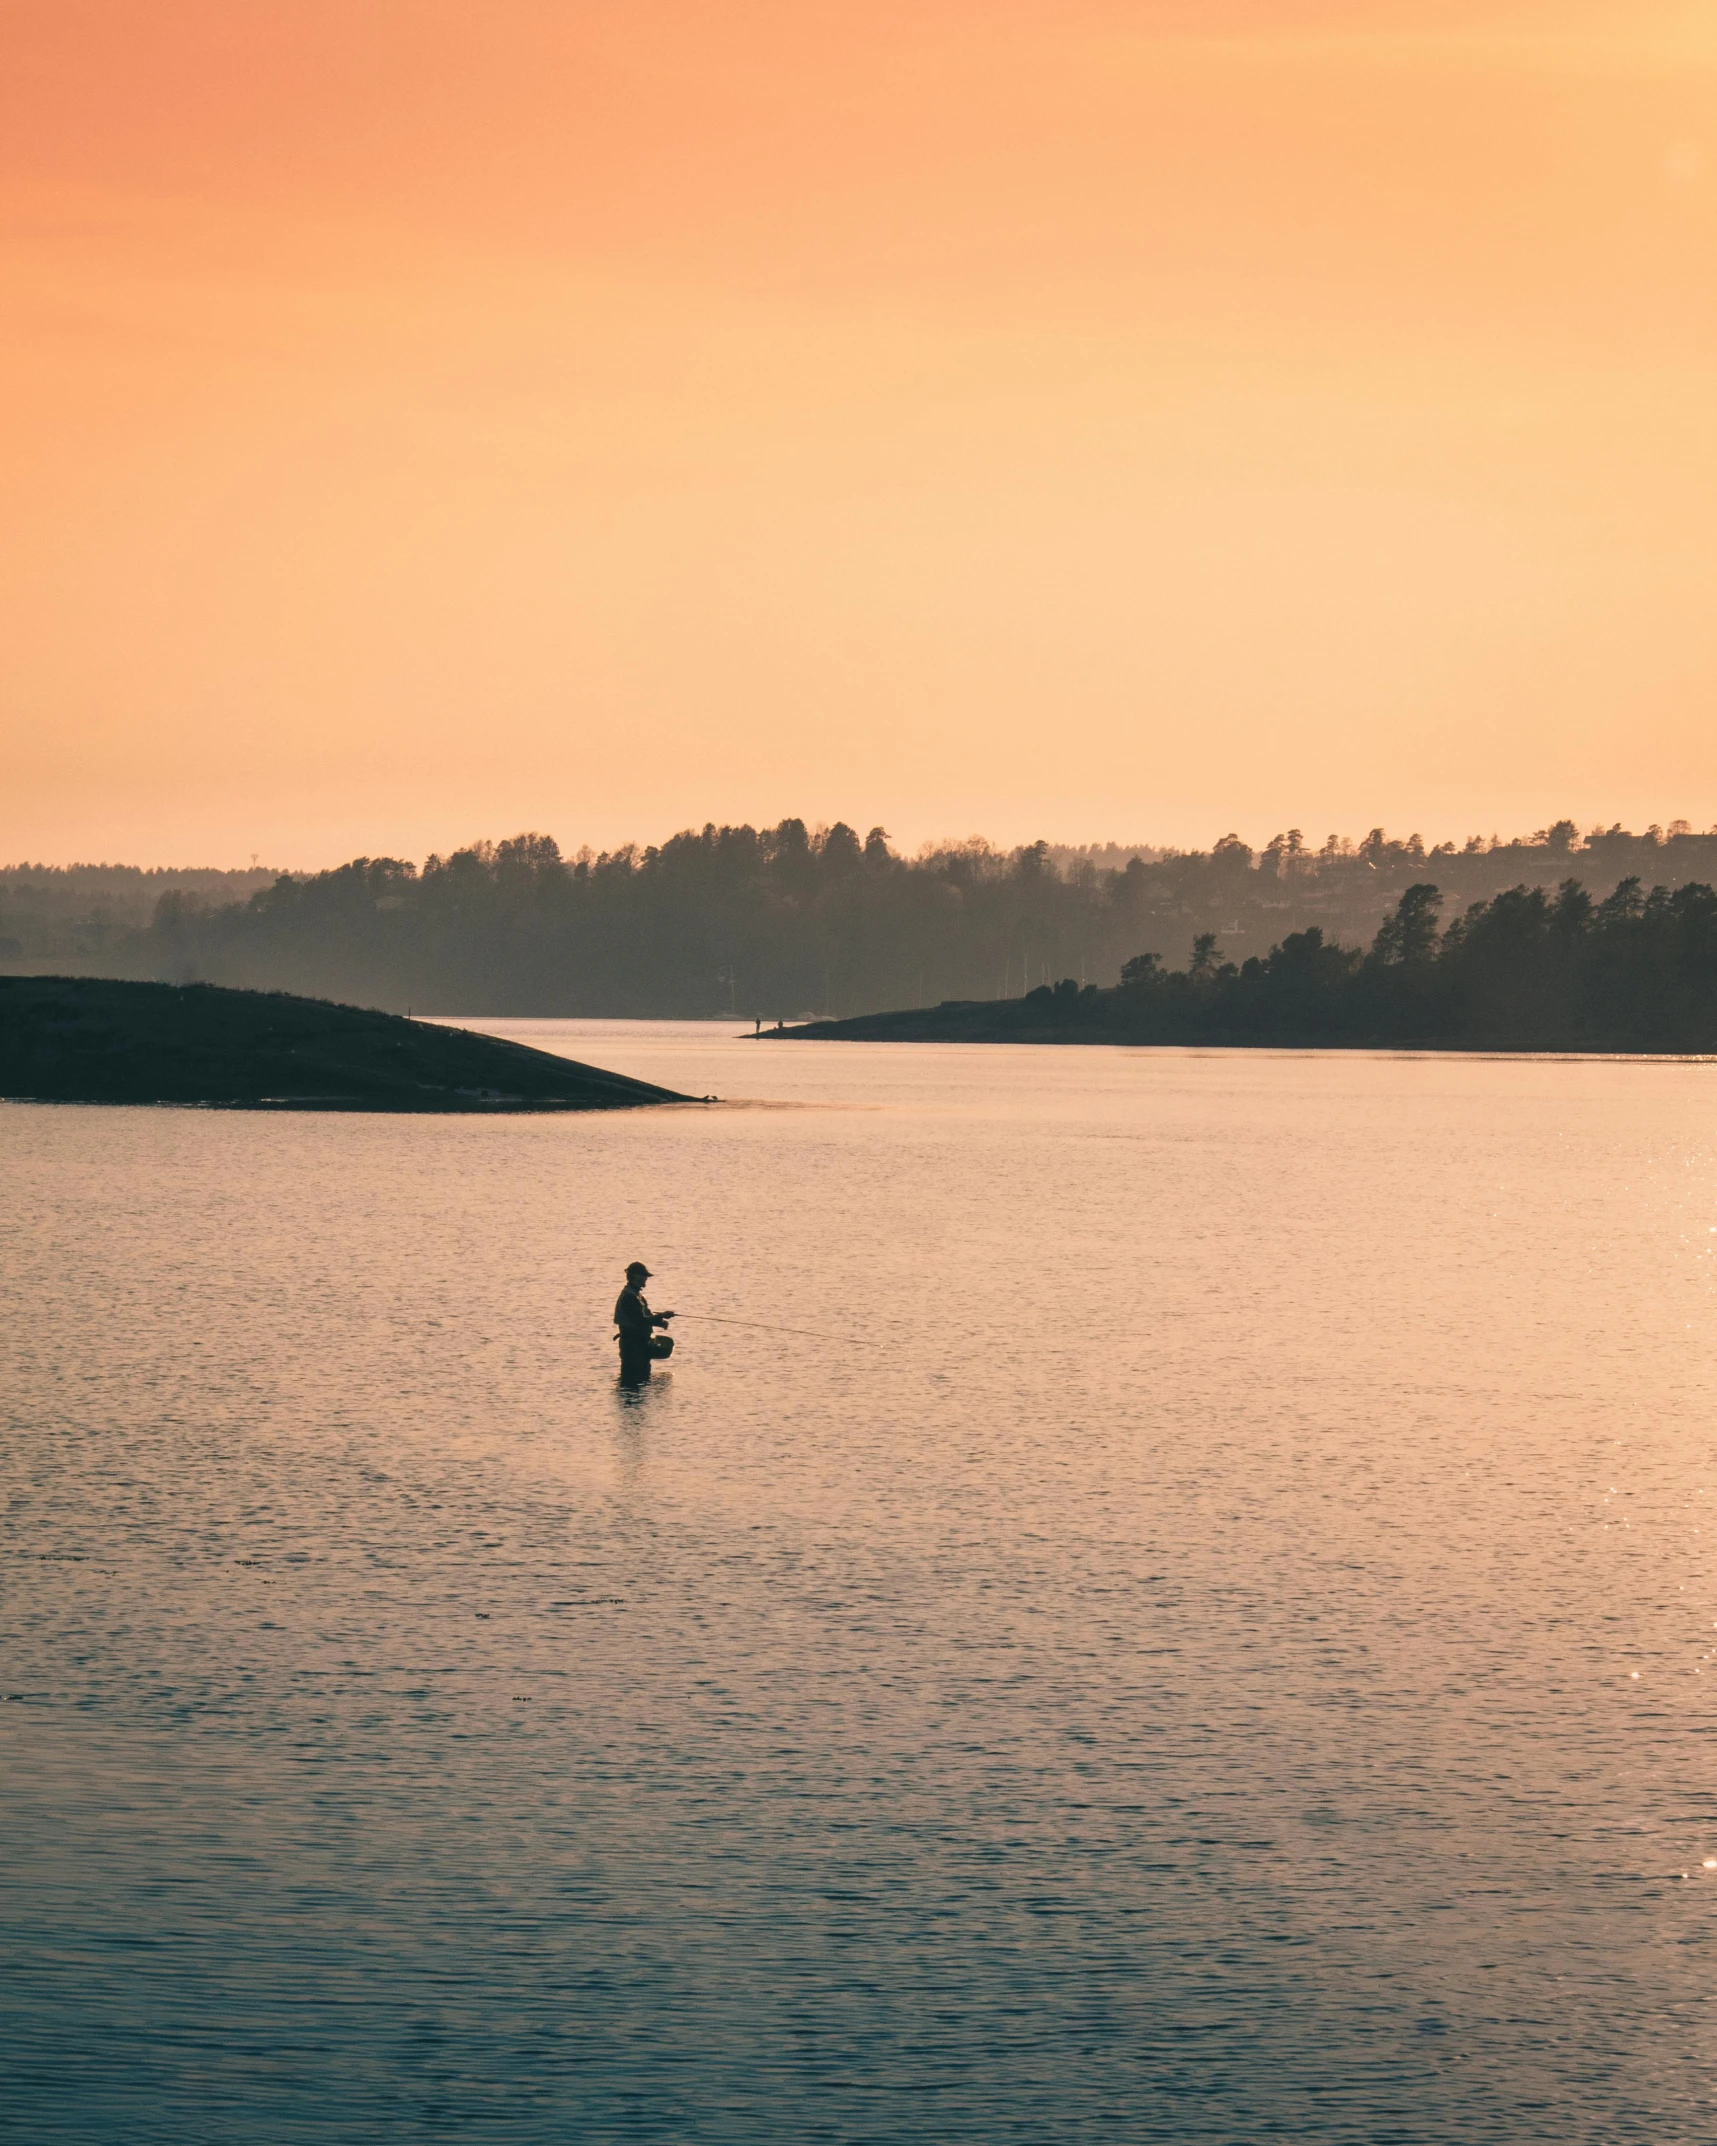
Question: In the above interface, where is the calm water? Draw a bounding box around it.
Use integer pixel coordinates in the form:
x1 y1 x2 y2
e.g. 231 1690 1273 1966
6 1025 1717 2142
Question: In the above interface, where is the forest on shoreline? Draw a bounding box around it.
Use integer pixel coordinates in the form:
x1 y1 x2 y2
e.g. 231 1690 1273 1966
6 817 1717 1020
788 876 1717 1052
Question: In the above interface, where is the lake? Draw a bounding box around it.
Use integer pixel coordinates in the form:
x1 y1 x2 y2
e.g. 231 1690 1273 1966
5 1024 1717 2142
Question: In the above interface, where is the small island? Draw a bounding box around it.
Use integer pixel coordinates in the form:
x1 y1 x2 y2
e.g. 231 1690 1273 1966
771 877 1717 1054
0 977 688 1111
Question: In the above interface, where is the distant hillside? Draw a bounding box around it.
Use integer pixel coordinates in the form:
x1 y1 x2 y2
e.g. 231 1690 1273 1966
774 875 1717 1054
0 977 687 1111
0 863 279 967
6 817 1716 1020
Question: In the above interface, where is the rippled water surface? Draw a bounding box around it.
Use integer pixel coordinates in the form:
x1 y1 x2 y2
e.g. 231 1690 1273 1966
7 1026 1717 2141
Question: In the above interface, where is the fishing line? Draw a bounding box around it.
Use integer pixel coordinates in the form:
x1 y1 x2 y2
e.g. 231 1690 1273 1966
673 1312 882 1348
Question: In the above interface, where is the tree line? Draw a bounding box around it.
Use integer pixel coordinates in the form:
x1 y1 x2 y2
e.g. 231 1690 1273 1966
0 862 275 965
14 815 1717 1020
1012 876 1717 1051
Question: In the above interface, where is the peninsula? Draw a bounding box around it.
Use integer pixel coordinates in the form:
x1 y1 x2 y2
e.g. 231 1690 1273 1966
0 977 687 1111
770 878 1717 1055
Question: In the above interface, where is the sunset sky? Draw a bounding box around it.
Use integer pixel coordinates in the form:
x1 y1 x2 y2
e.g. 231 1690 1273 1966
3 1 1714 866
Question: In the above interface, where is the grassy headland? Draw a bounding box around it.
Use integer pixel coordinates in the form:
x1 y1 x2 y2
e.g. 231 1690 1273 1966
772 878 1717 1053
0 977 687 1110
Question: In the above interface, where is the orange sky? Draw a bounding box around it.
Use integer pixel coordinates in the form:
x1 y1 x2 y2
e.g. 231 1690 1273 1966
3 0 1714 865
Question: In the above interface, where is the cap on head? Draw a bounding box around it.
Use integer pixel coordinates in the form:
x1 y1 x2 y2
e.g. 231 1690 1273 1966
626 1261 651 1282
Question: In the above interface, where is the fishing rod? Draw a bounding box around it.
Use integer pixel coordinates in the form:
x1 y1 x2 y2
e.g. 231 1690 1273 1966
671 1312 881 1348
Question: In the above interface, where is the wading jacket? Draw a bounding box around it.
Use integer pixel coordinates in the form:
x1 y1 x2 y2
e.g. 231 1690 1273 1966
614 1285 658 1352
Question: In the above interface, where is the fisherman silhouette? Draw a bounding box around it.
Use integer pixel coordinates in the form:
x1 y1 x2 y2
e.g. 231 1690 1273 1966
615 1262 675 1386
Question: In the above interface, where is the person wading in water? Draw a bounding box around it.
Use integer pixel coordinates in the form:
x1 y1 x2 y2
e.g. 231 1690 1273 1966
615 1262 675 1386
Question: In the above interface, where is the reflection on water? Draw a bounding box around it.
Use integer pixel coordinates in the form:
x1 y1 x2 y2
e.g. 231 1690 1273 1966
5 1026 1717 2141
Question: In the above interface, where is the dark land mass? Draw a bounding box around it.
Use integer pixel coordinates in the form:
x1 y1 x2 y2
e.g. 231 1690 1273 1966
773 877 1717 1054
11 817 1717 1022
0 977 687 1111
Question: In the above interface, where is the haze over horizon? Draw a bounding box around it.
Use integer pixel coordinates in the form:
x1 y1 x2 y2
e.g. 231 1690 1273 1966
5 1 1715 869
8 810 1717 881
10 801 1717 886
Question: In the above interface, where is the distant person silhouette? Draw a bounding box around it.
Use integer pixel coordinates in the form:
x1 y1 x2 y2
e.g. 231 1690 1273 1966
615 1261 674 1386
